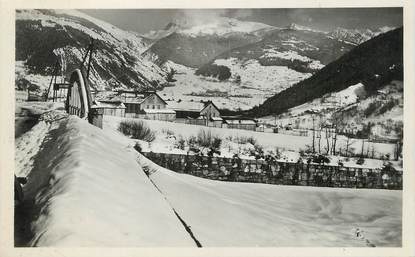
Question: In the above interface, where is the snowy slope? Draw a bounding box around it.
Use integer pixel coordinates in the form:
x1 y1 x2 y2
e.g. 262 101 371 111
160 61 268 110
328 26 395 45
260 80 403 142
15 108 195 246
214 57 312 94
159 59 309 110
16 9 168 91
140 154 402 247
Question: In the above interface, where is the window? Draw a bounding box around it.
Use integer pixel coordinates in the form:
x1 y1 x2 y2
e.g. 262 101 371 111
146 105 149 109
152 105 155 109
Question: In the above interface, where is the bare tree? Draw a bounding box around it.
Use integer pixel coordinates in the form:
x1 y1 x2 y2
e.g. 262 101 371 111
345 137 351 157
370 144 376 159
317 129 322 154
331 126 338 155
325 127 331 155
361 139 365 158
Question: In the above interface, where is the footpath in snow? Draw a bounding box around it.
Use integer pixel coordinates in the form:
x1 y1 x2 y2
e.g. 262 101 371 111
15 110 195 247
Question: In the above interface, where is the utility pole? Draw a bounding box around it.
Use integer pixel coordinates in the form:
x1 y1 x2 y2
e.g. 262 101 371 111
81 38 95 80
332 126 337 155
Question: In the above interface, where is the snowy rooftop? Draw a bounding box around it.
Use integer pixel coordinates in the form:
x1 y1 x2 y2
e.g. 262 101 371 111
166 100 206 112
95 100 126 109
143 108 176 114
224 119 257 125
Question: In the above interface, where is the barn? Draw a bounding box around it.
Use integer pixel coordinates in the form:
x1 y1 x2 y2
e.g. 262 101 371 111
166 100 222 126
120 91 168 116
94 100 126 117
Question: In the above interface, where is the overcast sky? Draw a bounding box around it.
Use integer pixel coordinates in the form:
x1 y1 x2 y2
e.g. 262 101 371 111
80 8 403 34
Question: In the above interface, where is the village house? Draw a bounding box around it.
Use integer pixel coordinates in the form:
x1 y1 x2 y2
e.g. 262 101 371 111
166 100 222 127
94 100 126 117
16 90 28 102
93 90 175 121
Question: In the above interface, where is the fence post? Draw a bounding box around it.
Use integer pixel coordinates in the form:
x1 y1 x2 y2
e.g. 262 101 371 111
89 107 104 129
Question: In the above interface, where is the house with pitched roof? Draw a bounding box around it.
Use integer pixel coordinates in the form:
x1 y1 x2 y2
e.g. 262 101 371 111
166 100 222 127
94 90 175 121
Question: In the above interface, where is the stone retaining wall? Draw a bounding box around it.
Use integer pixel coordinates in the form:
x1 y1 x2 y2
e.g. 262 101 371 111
142 152 402 190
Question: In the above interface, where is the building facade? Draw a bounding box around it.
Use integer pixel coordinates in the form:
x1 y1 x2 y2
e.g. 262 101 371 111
166 100 222 126
95 90 176 121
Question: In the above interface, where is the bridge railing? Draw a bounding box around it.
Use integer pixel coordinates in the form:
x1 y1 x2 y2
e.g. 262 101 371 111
65 68 104 128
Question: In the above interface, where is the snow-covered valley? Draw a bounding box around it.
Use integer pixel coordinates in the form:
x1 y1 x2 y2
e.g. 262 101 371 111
14 104 402 247
159 60 310 110
11 8 405 250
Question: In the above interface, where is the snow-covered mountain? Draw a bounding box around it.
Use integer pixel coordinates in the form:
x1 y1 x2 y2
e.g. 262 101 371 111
142 17 276 68
328 26 395 45
157 26 355 110
145 17 274 41
16 9 169 91
147 21 363 110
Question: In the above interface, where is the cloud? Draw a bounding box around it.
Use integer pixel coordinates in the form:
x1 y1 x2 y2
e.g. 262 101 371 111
224 9 253 19
172 9 254 27
287 9 314 24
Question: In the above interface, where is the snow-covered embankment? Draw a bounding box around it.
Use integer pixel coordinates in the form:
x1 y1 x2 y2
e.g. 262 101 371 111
138 154 402 247
15 108 402 247
16 113 195 246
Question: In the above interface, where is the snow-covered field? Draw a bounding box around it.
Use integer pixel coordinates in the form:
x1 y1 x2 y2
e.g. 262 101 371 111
103 116 397 160
14 102 402 247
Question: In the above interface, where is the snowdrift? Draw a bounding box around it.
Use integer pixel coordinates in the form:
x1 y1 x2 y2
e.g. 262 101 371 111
21 115 194 247
139 155 402 247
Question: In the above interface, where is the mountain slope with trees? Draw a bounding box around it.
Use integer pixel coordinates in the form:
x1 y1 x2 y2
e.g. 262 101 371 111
15 9 169 91
248 27 403 117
